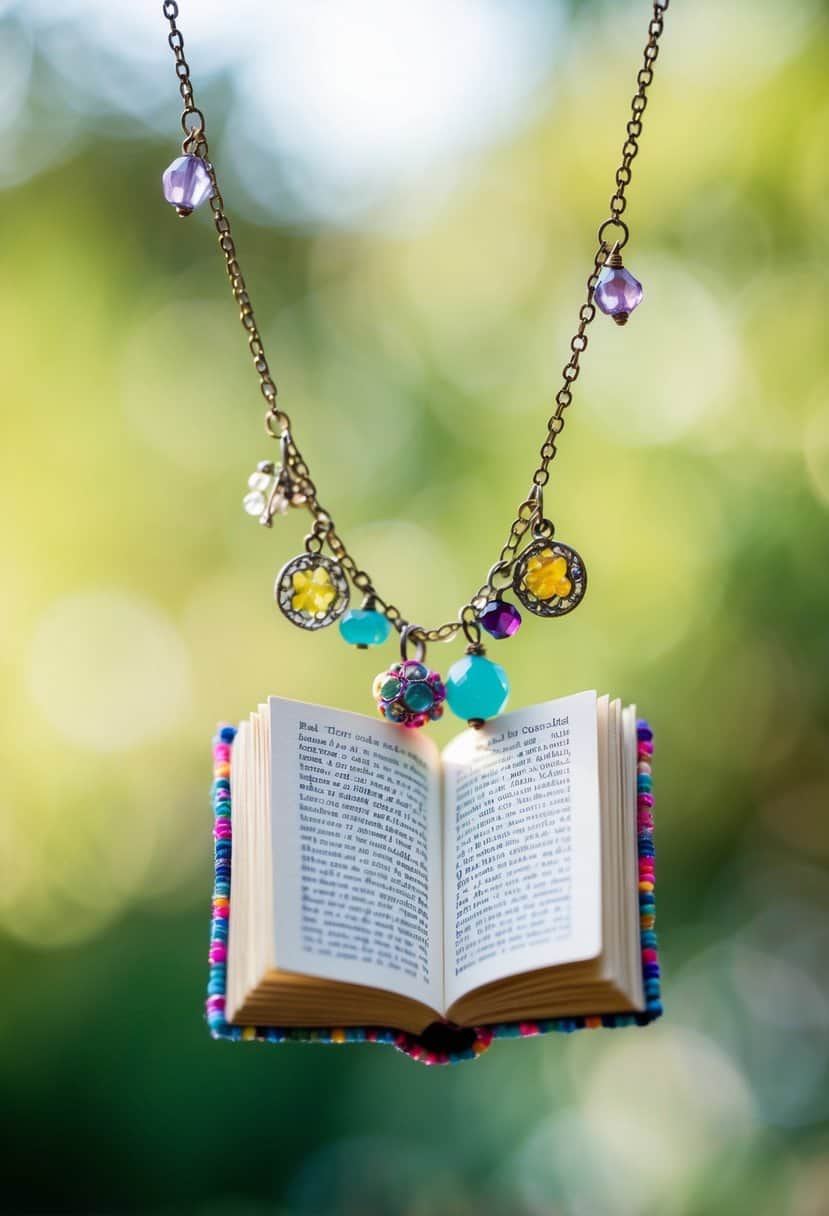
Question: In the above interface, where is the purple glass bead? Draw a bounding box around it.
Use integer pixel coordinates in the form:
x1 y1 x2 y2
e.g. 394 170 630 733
162 155 212 213
594 265 643 324
479 600 522 640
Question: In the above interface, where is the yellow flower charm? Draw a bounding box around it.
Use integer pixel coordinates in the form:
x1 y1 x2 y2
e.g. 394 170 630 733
276 552 349 630
524 549 572 600
291 565 336 615
512 539 586 618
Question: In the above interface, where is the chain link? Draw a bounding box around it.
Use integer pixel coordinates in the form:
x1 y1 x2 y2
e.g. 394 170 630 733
162 0 669 646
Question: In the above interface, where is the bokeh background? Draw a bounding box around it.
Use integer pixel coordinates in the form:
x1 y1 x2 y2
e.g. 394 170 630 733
2 0 829 1212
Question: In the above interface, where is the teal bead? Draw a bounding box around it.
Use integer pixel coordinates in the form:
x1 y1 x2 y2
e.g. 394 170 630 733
338 608 391 648
402 680 435 713
445 654 509 722
380 677 402 701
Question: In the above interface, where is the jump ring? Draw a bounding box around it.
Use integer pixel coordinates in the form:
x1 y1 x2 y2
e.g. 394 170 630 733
400 624 426 663
181 107 206 137
597 217 630 250
462 617 482 647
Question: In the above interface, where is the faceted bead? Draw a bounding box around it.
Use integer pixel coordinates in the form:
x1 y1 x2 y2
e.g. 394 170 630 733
248 471 271 492
339 609 392 648
445 654 510 722
162 155 213 212
479 600 522 640
594 265 643 323
243 490 266 516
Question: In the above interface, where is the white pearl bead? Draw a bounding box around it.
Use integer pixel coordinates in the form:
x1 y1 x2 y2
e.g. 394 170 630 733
243 491 266 516
248 471 271 492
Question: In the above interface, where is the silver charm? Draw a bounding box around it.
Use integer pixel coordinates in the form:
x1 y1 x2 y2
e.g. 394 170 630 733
512 539 587 617
275 553 350 630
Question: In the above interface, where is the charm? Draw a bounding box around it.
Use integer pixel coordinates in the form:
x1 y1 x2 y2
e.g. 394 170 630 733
512 539 587 617
243 459 307 526
479 600 522 640
275 553 350 630
594 246 643 326
373 627 445 729
339 599 392 649
445 651 509 726
162 154 213 216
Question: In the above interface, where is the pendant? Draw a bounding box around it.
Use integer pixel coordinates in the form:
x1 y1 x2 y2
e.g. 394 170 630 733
339 600 392 649
244 459 307 527
512 539 587 617
275 553 350 630
445 650 509 726
373 626 445 729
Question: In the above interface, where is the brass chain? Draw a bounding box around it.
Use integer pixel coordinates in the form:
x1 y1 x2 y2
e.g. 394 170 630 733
161 0 669 647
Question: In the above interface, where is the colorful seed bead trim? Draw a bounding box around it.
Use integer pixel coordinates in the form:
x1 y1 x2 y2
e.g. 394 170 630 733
205 720 661 1065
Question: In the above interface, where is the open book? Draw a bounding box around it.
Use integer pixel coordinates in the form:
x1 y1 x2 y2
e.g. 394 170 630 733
224 690 647 1037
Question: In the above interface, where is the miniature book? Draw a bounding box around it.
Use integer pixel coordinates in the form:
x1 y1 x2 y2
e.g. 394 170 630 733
206 691 661 1062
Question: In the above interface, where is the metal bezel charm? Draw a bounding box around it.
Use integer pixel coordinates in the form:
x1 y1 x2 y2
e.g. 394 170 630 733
512 539 587 618
275 553 350 630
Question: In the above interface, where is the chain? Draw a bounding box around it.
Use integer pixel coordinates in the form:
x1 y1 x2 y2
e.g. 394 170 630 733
161 0 669 647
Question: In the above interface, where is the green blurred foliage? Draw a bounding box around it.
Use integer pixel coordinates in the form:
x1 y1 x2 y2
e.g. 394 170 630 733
2 1 829 1213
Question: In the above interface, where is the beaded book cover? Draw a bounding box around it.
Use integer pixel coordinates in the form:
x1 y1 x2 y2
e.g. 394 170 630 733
205 721 661 1066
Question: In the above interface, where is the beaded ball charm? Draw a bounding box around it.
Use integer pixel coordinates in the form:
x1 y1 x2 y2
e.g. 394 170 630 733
373 661 446 729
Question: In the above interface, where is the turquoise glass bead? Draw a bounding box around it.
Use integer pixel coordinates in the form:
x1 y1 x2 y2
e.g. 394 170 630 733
445 654 509 722
402 680 435 713
338 608 391 648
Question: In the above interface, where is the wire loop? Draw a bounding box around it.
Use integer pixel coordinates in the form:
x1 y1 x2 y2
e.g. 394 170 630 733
400 624 426 664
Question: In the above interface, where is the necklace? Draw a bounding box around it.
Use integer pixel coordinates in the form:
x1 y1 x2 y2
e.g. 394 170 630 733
160 1 669 729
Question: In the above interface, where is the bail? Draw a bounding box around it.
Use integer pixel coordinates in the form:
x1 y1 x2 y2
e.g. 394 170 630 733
400 624 426 664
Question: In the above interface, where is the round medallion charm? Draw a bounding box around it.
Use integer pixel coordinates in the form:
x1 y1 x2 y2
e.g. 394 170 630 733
512 540 587 617
275 553 350 630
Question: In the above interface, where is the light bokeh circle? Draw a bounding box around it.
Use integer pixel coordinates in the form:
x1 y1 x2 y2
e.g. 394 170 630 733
28 589 191 751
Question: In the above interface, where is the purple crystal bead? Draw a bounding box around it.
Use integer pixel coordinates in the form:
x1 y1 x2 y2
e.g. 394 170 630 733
162 155 212 214
594 264 643 324
479 600 522 640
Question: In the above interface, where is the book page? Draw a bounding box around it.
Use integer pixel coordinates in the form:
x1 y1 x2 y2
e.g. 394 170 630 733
269 697 444 1012
442 690 601 1008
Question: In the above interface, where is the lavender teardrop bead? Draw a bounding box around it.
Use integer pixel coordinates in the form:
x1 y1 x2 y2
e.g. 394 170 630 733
162 155 213 213
594 265 643 323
